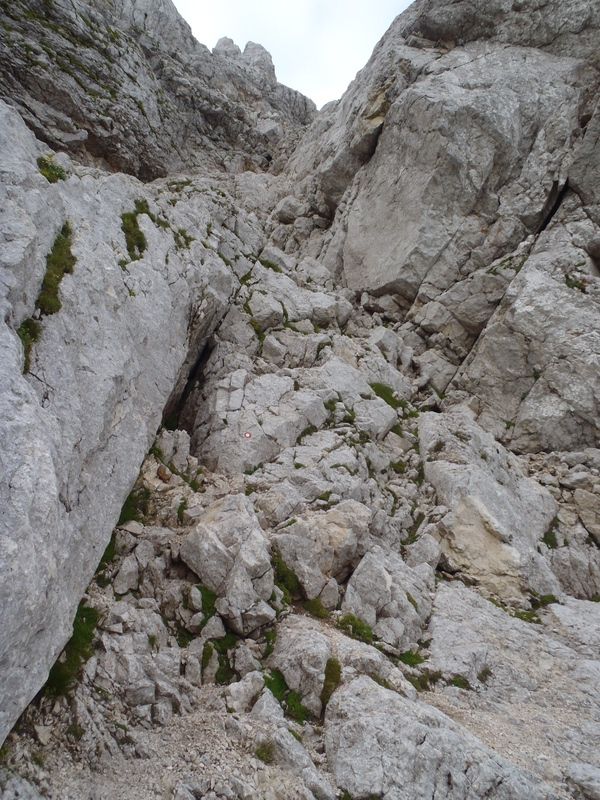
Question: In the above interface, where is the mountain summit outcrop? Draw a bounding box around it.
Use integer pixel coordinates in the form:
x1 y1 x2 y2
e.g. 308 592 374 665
0 1 599 799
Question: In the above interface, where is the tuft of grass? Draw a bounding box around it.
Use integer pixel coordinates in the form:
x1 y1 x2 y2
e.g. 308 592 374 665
450 675 472 690
297 424 318 443
198 585 217 620
391 460 406 474
45 603 100 696
264 668 288 702
259 258 283 273
286 690 310 724
95 532 117 587
478 666 492 683
37 222 76 315
118 486 151 525
565 274 587 293
174 228 194 250
406 669 442 693
255 742 275 764
370 382 402 410
398 650 425 667
530 593 558 609
201 642 214 671
177 498 188 525
175 625 193 648
272 548 302 604
513 608 541 624
303 598 330 619
264 628 277 658
338 614 373 644
17 318 41 372
66 723 84 740
37 154 66 183
211 633 238 685
320 658 342 710
121 203 147 261
406 592 418 611
542 517 559 549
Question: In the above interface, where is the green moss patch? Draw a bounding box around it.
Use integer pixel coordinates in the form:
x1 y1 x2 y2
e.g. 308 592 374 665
37 155 66 183
369 382 402 410
272 548 302 604
338 613 373 644
37 222 76 315
303 598 330 619
264 668 310 723
121 201 148 261
118 486 151 525
320 658 342 710
45 603 100 696
17 318 41 372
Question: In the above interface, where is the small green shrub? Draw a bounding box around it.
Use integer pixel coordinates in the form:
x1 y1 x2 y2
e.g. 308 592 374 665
255 742 275 764
297 424 318 443
45 603 100 696
175 625 193 648
259 258 283 273
398 650 424 667
17 318 41 372
37 222 76 315
370 382 402 410
37 155 66 183
303 598 330 619
201 642 214 671
542 519 559 549
406 669 442 693
198 585 217 620
264 668 288 702
286 690 310 723
565 274 587 293
338 614 373 644
264 628 277 658
212 633 238 685
406 592 418 611
95 532 117 587
450 675 472 690
320 658 342 709
272 548 302 603
121 206 147 261
174 228 194 250
531 593 558 609
177 498 188 524
478 666 492 683
118 486 151 525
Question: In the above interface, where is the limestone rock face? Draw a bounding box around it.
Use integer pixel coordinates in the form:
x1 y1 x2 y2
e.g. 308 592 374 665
324 676 555 800
180 495 275 634
420 409 560 603
1 0 600 798
0 97 268 742
0 0 315 179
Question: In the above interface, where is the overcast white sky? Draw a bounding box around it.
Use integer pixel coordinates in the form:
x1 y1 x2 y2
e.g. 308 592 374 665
172 0 412 108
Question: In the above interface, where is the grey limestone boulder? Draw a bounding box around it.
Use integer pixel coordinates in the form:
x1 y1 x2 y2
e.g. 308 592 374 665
180 495 275 635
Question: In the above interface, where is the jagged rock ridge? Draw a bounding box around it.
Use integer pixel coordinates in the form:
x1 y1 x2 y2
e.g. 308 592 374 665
0 1 599 799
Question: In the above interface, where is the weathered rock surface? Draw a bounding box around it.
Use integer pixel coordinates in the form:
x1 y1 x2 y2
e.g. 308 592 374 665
0 96 269 742
419 408 560 603
2 0 600 798
324 676 556 800
0 0 315 178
